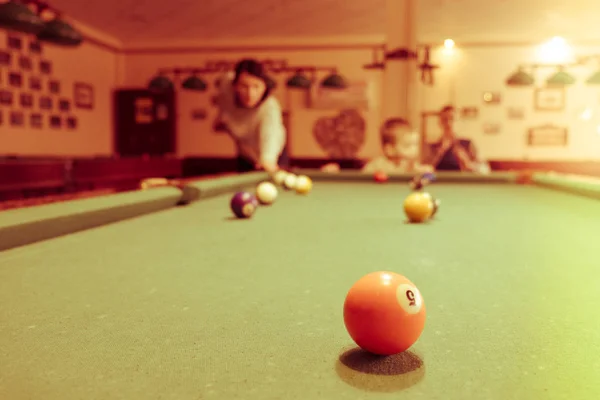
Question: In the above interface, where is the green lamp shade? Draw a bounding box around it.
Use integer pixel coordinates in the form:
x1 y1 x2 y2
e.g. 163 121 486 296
37 18 83 47
149 76 174 91
586 71 600 85
321 73 347 89
546 70 575 85
0 0 45 34
506 70 534 86
181 75 207 91
286 73 311 88
37 19 83 46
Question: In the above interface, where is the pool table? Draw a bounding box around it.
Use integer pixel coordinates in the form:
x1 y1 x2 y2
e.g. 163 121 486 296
1 170 600 399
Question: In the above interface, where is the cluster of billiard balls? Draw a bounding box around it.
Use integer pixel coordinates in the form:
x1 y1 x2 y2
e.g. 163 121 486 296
230 171 313 219
404 172 440 223
373 171 440 223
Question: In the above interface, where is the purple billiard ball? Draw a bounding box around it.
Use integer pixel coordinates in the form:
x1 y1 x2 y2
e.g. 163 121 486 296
230 191 257 219
422 172 436 182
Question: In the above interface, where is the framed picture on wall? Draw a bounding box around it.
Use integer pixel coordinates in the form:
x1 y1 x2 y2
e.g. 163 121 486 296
534 87 565 111
74 82 94 109
527 124 568 146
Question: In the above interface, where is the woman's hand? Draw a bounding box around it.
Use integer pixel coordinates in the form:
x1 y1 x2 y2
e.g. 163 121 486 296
255 161 278 173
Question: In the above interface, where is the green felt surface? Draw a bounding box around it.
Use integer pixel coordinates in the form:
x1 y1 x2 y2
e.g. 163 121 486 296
1 182 600 399
532 172 600 200
0 187 183 251
0 171 269 251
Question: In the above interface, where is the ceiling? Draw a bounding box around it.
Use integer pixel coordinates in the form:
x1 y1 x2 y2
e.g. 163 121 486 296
47 0 600 45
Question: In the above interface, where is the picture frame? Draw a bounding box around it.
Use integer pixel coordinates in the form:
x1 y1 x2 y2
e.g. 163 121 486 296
534 87 565 111
460 106 479 119
483 122 501 135
74 82 94 109
527 124 568 146
482 92 501 105
507 107 525 120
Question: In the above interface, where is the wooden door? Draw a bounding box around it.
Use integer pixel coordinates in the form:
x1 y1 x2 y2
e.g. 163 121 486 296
113 89 176 157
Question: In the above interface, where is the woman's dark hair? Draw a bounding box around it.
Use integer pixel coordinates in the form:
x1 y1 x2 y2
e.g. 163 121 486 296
232 58 275 105
233 59 267 83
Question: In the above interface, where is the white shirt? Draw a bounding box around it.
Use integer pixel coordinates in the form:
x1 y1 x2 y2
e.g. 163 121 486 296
215 73 286 165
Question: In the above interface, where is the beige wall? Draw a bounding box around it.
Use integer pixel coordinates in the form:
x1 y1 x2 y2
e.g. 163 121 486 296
0 27 121 157
125 41 600 161
3 23 600 162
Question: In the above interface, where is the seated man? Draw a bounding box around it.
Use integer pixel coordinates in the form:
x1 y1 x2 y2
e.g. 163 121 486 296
362 118 433 174
428 105 490 173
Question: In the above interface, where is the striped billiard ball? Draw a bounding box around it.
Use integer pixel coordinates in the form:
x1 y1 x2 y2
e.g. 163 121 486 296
230 191 257 218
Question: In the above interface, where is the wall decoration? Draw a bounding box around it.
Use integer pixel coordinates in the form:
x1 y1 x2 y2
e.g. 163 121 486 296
66 116 77 129
39 60 52 74
29 41 42 54
74 82 94 109
482 92 501 105
310 81 371 110
10 111 24 126
0 51 10 65
507 107 525 120
191 109 207 120
59 99 70 112
134 97 153 123
30 113 43 128
19 56 32 70
7 36 21 50
534 87 565 111
49 80 60 94
0 90 12 105
460 106 479 119
527 124 568 146
20 93 33 108
8 72 22 88
49 116 61 128
313 109 366 158
29 77 42 90
483 122 501 135
39 96 53 110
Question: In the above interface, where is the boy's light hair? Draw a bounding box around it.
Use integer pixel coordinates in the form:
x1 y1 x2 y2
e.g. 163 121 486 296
380 118 409 147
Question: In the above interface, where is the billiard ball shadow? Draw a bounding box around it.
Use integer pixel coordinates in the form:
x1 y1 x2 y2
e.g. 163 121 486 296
335 347 425 392
403 219 433 225
224 216 253 221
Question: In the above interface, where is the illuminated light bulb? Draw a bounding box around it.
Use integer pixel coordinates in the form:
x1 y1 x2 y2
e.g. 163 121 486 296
580 108 593 121
444 39 455 49
537 36 572 64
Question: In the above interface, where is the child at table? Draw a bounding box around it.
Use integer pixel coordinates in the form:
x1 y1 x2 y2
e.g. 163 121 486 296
362 118 434 174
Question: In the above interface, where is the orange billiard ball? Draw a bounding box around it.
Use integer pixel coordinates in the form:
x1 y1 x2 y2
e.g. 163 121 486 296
374 171 388 183
403 192 434 223
343 271 426 356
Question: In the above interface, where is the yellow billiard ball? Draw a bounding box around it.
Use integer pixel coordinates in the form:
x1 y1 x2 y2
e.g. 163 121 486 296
295 175 312 195
403 192 434 223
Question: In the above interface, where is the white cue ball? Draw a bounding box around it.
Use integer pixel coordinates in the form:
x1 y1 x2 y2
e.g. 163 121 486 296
283 173 297 190
256 181 278 205
273 170 287 186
